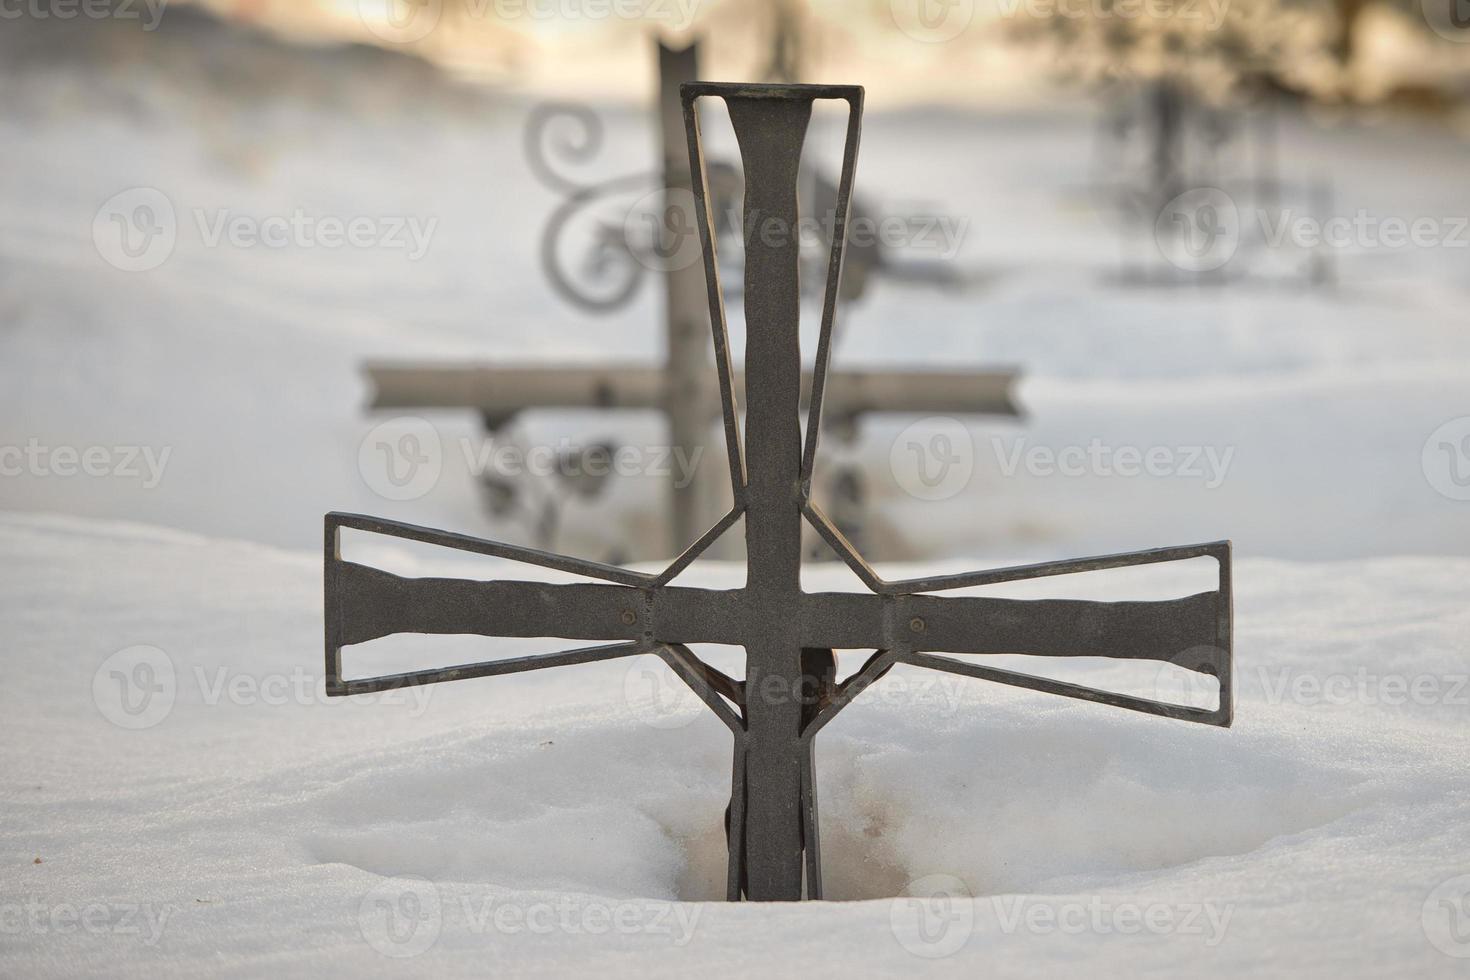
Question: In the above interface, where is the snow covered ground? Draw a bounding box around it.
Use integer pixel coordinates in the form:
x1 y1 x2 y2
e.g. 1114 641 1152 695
3 514 1469 977
1 10 1469 978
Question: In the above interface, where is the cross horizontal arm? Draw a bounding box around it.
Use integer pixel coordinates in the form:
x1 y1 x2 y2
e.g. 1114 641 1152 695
332 559 1221 664
364 364 1021 420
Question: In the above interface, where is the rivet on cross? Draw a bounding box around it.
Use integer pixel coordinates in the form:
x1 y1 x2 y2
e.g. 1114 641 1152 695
322 82 1234 903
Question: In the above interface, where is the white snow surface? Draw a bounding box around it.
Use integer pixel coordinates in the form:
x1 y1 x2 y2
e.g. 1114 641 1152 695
2 513 1469 977
2 15 1470 978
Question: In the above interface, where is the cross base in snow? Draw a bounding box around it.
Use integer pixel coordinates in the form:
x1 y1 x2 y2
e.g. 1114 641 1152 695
322 82 1234 902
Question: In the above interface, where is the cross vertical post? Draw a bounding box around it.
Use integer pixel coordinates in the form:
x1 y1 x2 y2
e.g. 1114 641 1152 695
724 93 812 900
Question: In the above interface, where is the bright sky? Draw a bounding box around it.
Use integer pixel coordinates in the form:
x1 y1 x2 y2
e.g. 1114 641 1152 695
191 0 1067 106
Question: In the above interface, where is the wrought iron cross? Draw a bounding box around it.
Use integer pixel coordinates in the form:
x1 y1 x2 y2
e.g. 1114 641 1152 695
323 82 1234 902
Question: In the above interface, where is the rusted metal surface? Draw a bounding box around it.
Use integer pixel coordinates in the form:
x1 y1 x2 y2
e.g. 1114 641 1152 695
324 82 1234 903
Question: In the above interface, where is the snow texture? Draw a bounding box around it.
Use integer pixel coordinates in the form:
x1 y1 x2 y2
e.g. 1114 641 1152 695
1 11 1469 978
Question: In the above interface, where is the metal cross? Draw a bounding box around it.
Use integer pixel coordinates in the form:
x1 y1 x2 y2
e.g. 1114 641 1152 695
323 82 1234 902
